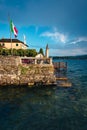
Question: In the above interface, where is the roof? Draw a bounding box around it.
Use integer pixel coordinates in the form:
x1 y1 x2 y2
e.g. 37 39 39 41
0 38 28 47
35 53 44 58
46 44 49 49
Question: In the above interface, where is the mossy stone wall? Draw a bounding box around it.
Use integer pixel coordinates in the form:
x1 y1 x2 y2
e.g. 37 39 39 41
0 56 56 86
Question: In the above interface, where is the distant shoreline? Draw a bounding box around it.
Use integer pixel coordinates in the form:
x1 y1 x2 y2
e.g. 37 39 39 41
51 55 87 60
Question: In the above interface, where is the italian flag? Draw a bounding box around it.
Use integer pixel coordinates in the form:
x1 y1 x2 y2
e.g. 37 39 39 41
10 20 18 37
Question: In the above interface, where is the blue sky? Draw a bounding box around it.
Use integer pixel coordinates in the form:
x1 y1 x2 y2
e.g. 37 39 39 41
0 0 87 56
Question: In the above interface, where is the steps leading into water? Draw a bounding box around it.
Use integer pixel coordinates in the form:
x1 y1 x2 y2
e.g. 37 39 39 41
53 62 72 87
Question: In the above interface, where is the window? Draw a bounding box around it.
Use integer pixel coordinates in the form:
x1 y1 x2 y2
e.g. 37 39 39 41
16 43 18 46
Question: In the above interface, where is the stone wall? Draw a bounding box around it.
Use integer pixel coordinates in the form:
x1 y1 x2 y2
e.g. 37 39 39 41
0 56 56 87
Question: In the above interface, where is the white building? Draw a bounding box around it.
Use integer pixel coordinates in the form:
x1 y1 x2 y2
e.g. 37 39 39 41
45 44 49 58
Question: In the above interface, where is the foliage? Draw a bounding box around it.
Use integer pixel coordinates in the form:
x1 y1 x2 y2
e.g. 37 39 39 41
39 48 44 56
20 66 28 75
0 48 37 57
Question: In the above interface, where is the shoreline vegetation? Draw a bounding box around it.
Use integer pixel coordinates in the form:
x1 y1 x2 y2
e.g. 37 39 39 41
0 48 37 57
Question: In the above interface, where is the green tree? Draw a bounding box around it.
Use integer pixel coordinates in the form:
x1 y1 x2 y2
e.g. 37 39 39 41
39 48 44 56
0 48 38 57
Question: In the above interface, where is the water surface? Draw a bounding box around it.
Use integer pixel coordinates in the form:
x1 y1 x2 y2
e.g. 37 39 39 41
0 59 87 130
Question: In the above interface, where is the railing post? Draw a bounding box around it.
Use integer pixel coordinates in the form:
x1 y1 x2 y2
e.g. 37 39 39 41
35 59 37 64
49 58 52 64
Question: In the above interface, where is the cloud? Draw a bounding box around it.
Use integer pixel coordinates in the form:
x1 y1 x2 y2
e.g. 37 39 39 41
50 48 87 56
40 31 67 43
70 37 87 44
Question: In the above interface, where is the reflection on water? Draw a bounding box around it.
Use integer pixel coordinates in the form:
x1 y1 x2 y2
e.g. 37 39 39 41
0 86 87 130
0 60 87 130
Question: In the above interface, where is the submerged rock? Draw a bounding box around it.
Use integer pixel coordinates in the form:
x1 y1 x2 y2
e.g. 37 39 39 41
57 81 72 87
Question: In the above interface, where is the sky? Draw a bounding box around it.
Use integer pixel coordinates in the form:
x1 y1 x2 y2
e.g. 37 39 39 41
0 0 87 56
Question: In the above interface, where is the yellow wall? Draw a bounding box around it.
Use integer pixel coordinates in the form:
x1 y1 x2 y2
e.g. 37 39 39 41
0 42 27 49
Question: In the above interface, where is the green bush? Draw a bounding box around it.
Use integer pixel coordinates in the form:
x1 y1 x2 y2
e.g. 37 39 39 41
0 48 37 57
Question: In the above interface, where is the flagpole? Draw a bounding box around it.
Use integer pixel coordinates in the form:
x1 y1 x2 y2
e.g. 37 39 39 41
8 14 13 55
10 30 13 56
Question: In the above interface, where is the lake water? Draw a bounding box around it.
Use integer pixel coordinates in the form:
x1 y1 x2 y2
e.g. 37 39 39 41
0 59 87 130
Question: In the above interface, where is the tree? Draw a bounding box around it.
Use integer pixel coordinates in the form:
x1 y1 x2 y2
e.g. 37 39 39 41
39 48 44 56
0 48 38 57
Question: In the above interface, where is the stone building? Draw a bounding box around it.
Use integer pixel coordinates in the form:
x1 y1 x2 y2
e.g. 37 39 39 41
0 38 28 49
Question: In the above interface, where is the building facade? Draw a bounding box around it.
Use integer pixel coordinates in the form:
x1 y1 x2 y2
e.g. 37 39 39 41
0 38 28 49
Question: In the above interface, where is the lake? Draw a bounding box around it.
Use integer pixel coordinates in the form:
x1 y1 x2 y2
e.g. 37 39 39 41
0 59 87 130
